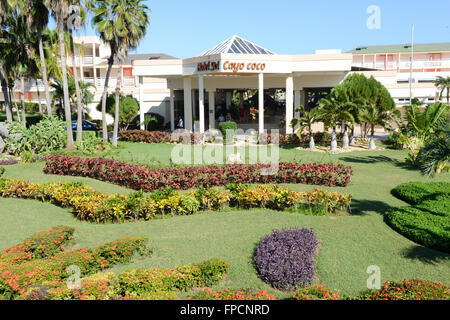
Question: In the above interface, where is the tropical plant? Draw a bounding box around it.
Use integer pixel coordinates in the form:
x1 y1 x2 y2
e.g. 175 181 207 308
0 0 13 122
0 11 39 125
6 116 67 155
434 76 450 104
24 0 52 116
359 104 399 150
51 76 94 118
318 84 354 152
44 0 74 149
88 0 150 146
96 94 139 130
290 105 322 150
417 120 450 177
400 102 449 164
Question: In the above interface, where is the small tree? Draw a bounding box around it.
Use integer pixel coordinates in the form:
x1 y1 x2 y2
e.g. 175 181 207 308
96 94 139 131
434 76 450 104
318 85 354 152
290 105 321 150
359 104 400 150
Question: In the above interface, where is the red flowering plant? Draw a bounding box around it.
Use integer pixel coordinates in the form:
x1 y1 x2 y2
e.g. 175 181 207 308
292 285 341 300
360 278 450 300
0 227 151 300
44 155 353 192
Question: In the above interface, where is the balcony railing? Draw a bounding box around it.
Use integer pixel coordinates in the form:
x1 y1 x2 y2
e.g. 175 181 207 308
353 60 450 70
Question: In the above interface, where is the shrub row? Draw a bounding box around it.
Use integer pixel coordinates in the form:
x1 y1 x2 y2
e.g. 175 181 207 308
119 130 204 145
44 155 353 191
24 258 229 300
292 279 450 300
259 132 345 145
0 179 352 223
387 182 450 253
391 181 450 205
0 228 151 299
119 130 347 146
254 228 319 290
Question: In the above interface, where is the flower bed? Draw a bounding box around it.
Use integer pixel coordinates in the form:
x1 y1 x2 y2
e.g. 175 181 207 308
0 228 151 300
44 155 353 191
0 179 352 223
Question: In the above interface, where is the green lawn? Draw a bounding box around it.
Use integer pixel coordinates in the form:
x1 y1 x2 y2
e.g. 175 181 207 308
0 143 449 298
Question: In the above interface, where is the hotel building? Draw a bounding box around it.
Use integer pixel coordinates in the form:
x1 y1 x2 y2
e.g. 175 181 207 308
2 35 449 134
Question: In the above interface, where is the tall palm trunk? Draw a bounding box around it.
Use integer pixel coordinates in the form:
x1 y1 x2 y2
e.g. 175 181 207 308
58 21 74 149
100 55 114 142
36 80 42 115
69 31 83 143
20 77 26 125
330 126 338 153
369 125 376 150
309 129 315 150
10 87 20 122
0 63 12 122
38 28 52 116
350 125 356 146
342 124 349 150
112 65 122 147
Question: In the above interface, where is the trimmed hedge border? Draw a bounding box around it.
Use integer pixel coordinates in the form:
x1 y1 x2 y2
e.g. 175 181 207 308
387 182 450 253
44 155 353 191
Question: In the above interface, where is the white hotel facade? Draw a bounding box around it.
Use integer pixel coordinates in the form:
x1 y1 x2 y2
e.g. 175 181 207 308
4 35 450 133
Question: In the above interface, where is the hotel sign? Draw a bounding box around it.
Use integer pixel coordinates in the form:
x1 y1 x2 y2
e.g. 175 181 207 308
197 60 267 73
197 61 220 72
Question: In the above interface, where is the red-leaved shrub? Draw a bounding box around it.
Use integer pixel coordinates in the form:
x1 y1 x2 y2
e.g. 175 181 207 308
44 155 353 192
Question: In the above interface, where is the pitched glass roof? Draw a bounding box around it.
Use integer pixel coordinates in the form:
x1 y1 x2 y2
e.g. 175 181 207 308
200 35 275 56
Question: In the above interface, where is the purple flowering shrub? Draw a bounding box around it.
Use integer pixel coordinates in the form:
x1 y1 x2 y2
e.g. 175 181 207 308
253 228 319 290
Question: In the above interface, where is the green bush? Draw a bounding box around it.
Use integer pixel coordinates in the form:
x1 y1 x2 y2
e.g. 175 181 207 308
391 181 450 205
6 116 67 155
387 182 450 253
219 122 237 145
145 113 165 131
0 167 4 177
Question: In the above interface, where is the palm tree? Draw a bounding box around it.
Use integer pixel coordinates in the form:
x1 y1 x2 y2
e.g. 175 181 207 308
1 12 39 125
0 0 13 121
359 104 399 150
290 105 321 150
89 0 150 145
318 85 354 152
25 0 52 116
434 76 450 104
51 76 94 118
64 3 87 143
44 0 74 149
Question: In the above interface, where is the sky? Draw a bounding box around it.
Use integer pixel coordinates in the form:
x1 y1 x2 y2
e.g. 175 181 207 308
72 0 450 59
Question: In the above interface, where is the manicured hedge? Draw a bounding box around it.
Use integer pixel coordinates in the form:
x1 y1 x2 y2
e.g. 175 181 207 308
387 182 450 253
0 179 352 223
391 181 450 205
254 228 319 290
44 155 353 191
